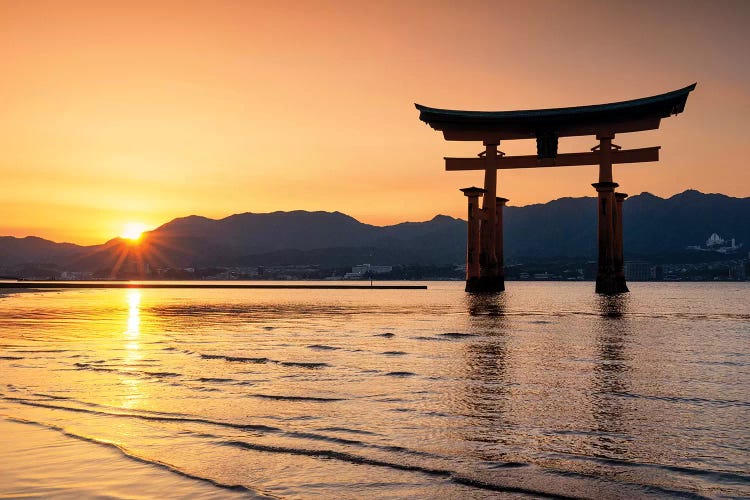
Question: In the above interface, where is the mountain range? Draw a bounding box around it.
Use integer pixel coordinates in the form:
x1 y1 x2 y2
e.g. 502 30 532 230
1 190 748 276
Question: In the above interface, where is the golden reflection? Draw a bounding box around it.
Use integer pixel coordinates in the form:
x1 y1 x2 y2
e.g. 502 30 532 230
125 290 141 339
121 290 144 409
452 293 513 456
591 294 633 456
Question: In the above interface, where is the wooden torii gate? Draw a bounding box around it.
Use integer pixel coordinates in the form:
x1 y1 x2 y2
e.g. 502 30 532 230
416 84 696 294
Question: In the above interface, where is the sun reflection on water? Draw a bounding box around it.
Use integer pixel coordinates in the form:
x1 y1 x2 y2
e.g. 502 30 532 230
121 290 144 409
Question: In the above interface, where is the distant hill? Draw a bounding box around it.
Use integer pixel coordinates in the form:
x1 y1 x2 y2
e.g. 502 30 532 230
1 190 748 275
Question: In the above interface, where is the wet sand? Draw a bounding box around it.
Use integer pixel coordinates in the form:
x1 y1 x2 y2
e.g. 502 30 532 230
0 418 253 499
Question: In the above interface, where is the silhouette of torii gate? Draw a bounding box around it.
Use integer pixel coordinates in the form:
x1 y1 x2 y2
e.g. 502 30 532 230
416 84 696 294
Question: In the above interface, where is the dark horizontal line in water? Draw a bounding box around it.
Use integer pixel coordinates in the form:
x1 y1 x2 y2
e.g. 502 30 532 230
279 361 329 368
0 282 427 290
551 451 750 486
199 353 329 369
3 395 437 459
383 371 416 377
608 391 750 408
2 416 262 496
213 439 581 499
316 426 380 436
2 397 283 433
307 344 340 350
252 394 345 402
200 354 270 363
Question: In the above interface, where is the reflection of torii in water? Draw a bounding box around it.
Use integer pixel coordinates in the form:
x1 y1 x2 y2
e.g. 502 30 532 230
416 84 696 294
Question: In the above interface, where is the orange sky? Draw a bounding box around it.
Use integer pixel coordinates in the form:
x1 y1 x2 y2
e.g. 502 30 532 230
1 0 748 244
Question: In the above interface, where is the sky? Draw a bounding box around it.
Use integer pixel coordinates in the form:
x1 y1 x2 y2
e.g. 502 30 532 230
1 0 749 244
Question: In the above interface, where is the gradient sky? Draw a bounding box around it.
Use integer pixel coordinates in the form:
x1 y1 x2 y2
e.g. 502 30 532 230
1 0 748 244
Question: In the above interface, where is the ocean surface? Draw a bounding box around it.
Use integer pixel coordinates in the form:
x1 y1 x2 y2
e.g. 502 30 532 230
0 281 748 499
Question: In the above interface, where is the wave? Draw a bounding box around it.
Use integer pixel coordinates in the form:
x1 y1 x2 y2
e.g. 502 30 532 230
199 353 328 369
252 394 344 402
307 344 339 350
439 332 478 339
609 391 750 408
279 361 329 369
555 452 750 486
72 362 182 380
200 354 270 363
1 416 266 497
213 439 582 499
1 395 718 498
0 397 282 433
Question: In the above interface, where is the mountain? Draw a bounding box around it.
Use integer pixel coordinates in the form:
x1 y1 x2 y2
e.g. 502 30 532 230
1 190 748 276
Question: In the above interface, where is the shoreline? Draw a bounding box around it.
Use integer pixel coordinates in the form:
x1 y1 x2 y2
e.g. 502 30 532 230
0 417 251 499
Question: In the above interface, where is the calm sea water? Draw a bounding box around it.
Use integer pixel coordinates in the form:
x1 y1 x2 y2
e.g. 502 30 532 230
1 282 748 499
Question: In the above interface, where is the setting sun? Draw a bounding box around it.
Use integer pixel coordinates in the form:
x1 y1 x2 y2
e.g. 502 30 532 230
121 222 148 241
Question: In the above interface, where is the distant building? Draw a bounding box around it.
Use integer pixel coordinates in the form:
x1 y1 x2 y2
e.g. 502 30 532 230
687 233 742 254
351 264 392 275
624 261 652 281
344 264 393 279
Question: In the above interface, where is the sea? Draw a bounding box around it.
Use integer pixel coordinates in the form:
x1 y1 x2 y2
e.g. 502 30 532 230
0 281 748 499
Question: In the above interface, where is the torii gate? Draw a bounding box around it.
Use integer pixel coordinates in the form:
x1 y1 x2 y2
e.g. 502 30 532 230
416 84 696 294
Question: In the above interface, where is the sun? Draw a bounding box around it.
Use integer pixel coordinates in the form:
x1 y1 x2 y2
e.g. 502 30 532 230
121 222 148 241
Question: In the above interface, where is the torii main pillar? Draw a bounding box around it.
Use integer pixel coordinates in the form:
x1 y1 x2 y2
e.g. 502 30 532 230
476 142 504 292
593 134 628 294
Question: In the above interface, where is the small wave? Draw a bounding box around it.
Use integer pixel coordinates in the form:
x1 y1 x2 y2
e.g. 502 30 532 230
200 354 270 364
412 336 450 342
197 377 236 383
12 349 70 353
439 332 478 339
609 391 750 408
200 354 328 368
144 371 181 378
2 416 261 496
374 333 395 337
1 397 282 433
384 371 415 377
252 394 344 402
0 356 24 360
73 363 182 380
381 351 406 356
307 344 339 350
317 426 380 436
279 361 329 369
556 452 750 486
215 439 569 498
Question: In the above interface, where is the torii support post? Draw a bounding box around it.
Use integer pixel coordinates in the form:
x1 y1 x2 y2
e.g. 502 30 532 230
474 142 504 292
495 197 509 285
461 187 485 291
593 135 628 294
614 192 629 292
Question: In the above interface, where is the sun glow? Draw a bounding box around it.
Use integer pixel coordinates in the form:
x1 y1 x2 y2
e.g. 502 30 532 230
121 222 148 241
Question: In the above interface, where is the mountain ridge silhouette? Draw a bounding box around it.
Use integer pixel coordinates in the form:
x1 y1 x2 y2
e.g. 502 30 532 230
1 190 747 273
